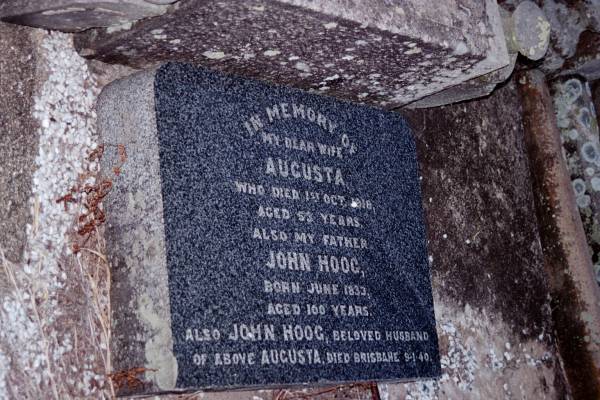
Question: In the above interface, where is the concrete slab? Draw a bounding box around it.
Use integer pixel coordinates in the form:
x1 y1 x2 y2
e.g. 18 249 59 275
74 0 509 109
385 77 569 399
0 22 40 266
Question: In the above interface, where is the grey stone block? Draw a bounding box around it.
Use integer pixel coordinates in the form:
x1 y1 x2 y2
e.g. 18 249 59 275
0 0 175 32
77 0 510 108
97 68 177 395
0 22 40 266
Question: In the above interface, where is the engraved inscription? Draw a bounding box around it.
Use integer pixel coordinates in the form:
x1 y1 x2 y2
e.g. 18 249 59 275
181 103 436 374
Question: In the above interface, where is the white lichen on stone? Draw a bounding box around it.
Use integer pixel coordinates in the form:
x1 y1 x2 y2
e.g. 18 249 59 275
577 195 592 208
453 41 469 55
554 77 600 280
581 142 600 164
263 49 281 57
573 178 587 196
568 129 580 140
586 167 596 176
379 303 560 399
202 50 226 60
404 47 423 55
243 52 256 60
294 61 311 73
578 107 592 129
592 177 600 192
536 16 551 51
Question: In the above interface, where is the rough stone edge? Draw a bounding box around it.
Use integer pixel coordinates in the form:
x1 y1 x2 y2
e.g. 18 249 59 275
73 0 509 108
0 23 40 290
0 0 170 32
279 0 489 55
471 0 510 73
371 0 512 106
404 0 510 109
97 67 178 395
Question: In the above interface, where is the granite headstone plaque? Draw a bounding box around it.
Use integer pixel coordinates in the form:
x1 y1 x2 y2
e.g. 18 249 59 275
98 62 440 395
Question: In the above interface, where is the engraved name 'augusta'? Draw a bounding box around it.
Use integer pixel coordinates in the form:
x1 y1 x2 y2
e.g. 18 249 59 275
265 157 345 186
243 103 338 135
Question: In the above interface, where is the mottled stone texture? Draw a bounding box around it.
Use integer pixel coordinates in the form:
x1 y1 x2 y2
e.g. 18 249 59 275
534 0 600 75
75 0 509 109
97 63 572 398
0 0 172 32
405 81 553 340
536 0 590 73
0 23 39 266
391 78 569 399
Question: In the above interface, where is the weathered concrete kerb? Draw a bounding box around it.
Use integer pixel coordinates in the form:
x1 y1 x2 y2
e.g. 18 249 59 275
519 69 600 399
383 78 569 399
0 23 39 268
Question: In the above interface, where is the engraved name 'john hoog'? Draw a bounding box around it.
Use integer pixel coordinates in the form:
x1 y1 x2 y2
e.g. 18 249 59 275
185 324 326 342
265 250 362 274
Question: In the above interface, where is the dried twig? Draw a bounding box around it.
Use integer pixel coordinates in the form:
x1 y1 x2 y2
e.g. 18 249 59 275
108 367 156 390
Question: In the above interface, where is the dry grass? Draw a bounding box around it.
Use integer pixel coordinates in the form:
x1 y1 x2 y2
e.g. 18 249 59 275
71 225 115 398
0 173 115 399
143 383 378 400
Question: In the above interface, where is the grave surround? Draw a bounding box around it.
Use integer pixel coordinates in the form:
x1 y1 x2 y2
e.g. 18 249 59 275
76 0 510 109
98 62 440 395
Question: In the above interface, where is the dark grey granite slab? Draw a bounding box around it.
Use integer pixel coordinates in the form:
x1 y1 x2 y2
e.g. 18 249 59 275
98 62 439 396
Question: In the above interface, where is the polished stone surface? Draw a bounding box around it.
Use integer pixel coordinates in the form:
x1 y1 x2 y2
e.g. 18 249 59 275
154 62 439 388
